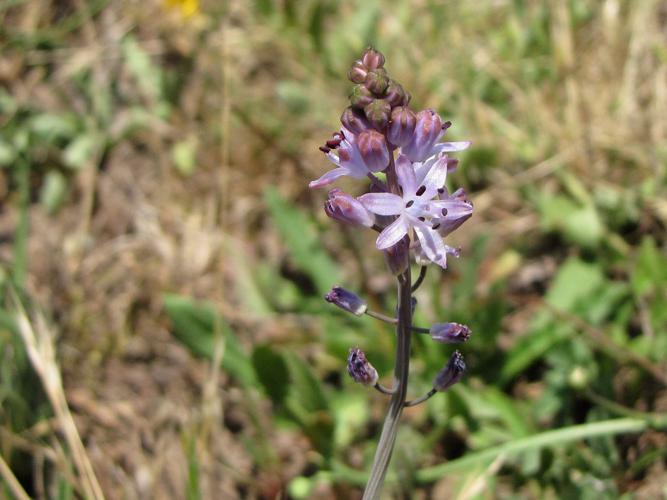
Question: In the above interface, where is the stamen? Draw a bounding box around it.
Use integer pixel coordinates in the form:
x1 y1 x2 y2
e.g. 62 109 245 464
441 208 448 216
432 223 440 230
418 216 425 222
437 188 445 194
319 146 330 153
405 200 414 208
442 120 452 130
415 185 426 196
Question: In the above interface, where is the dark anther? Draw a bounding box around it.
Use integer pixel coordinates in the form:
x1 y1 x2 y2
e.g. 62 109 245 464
415 185 426 196
405 200 414 208
437 188 445 194
326 139 342 148
319 146 330 153
441 208 448 216
418 216 425 222
442 120 452 129
432 223 440 230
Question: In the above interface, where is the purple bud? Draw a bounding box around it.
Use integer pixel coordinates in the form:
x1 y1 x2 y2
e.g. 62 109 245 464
350 84 374 109
361 47 385 70
325 287 367 316
401 109 445 162
340 107 370 135
348 61 368 84
364 99 391 130
384 80 407 108
364 69 389 95
387 106 417 147
430 323 471 343
433 351 466 392
357 129 390 171
383 236 409 275
347 347 379 386
324 189 374 227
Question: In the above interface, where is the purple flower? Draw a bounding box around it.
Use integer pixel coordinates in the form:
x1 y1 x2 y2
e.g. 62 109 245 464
434 351 466 391
430 322 471 343
358 153 448 249
325 287 367 316
309 128 389 189
347 347 379 386
400 109 470 163
325 189 374 227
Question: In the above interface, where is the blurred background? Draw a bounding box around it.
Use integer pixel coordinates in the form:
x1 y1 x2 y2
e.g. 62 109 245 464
1 0 666 498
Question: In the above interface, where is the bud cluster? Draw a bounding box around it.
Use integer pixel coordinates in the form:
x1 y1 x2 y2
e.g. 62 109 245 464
343 47 411 132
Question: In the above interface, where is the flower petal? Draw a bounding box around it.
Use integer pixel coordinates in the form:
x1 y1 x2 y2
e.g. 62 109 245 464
420 154 449 199
413 222 448 268
358 193 403 216
309 167 350 189
395 154 417 195
376 216 409 249
432 141 471 154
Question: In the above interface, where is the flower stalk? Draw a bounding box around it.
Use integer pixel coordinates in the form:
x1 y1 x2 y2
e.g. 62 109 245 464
311 47 474 497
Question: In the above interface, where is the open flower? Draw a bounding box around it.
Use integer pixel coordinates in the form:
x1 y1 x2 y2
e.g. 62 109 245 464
309 128 389 189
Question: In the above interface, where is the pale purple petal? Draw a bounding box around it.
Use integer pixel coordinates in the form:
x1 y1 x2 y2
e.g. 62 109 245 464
358 193 403 216
395 154 417 195
430 199 473 218
413 222 448 268
309 167 351 189
432 141 471 154
376 216 409 249
420 154 449 199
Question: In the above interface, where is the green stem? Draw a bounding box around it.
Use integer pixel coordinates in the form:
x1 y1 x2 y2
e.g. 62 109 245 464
13 157 29 289
362 269 412 499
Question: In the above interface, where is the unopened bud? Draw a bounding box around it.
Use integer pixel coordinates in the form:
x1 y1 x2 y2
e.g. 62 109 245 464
401 108 445 162
347 347 379 386
350 84 374 109
361 47 385 70
348 60 368 84
430 323 471 343
364 99 391 130
324 189 374 227
364 68 389 95
384 80 407 108
357 129 390 171
387 106 417 147
325 287 367 316
340 107 370 135
433 351 466 392
383 236 409 275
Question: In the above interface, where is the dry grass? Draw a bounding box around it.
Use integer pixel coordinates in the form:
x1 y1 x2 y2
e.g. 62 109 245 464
1 0 666 498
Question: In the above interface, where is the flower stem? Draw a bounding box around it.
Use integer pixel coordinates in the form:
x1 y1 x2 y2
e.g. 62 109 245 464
363 268 412 500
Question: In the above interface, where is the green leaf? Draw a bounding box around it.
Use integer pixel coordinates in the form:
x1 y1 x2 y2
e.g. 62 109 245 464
62 133 100 169
163 294 256 388
172 138 197 176
545 258 604 312
264 187 341 295
39 170 69 214
251 344 289 405
415 418 653 483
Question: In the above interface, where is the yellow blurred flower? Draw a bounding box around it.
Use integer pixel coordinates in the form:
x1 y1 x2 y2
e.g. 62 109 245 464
164 0 199 18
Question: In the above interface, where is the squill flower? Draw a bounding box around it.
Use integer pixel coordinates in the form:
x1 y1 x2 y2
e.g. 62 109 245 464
434 351 466 391
324 189 374 227
400 109 471 163
347 347 379 386
325 287 368 316
430 323 471 343
309 128 389 189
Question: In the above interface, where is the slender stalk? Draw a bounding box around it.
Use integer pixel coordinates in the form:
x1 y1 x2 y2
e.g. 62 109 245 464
365 309 429 334
374 383 396 395
411 266 427 292
405 388 437 408
363 268 412 500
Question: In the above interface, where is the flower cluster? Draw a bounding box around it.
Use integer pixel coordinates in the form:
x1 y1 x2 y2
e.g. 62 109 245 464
309 49 473 270
312 48 475 494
